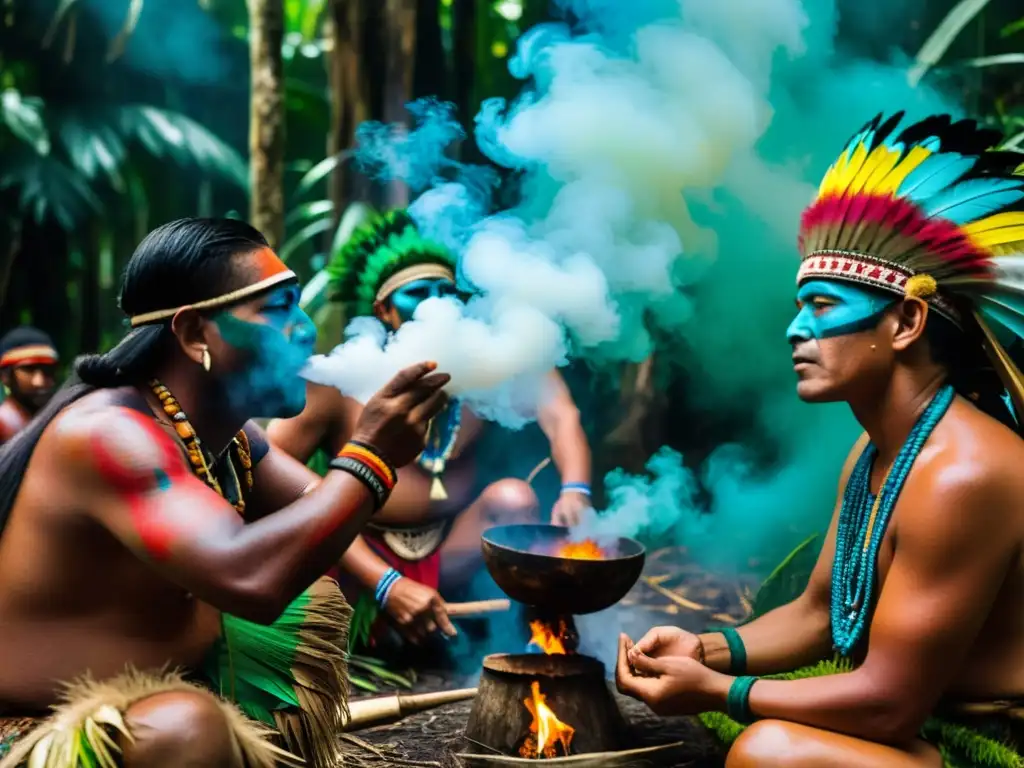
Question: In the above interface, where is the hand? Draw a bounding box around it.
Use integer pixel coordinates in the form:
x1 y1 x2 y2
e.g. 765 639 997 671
551 491 590 527
631 626 704 662
382 577 458 645
615 634 721 716
352 362 451 467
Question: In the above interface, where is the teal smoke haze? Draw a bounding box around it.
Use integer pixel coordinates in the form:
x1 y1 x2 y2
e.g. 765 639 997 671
304 0 963 569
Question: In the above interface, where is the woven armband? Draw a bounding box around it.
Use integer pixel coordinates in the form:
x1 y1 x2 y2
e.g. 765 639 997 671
330 442 396 511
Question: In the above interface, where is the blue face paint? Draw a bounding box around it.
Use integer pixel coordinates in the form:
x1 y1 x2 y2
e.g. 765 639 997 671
786 280 895 343
389 278 459 322
214 285 316 419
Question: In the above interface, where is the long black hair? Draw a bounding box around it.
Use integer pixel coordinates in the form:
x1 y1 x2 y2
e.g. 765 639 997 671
0 217 269 534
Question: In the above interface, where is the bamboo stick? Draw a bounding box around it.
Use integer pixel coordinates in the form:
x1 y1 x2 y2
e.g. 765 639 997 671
444 599 512 617
345 688 478 730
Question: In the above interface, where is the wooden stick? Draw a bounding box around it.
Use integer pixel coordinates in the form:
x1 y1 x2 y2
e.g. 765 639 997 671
525 456 552 485
642 576 708 612
345 688 478 730
444 599 512 617
455 741 688 766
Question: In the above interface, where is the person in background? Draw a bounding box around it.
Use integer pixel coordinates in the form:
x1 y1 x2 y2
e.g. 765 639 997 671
269 210 593 646
0 327 59 444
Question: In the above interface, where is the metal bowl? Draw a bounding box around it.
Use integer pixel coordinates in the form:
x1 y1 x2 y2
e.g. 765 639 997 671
481 524 645 615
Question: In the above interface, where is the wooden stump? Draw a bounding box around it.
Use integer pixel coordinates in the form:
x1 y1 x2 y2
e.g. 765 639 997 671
465 654 626 757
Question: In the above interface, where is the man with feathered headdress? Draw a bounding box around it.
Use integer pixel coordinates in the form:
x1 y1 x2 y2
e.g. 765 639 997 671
614 113 1024 767
269 210 593 646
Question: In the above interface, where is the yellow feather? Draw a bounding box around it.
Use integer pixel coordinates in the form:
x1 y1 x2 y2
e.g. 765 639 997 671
962 211 1024 236
858 146 902 196
968 226 1024 249
819 150 852 197
829 142 870 195
850 145 900 197
873 145 932 196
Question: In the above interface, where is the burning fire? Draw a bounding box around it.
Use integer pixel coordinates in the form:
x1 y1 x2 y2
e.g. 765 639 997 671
519 681 575 759
556 539 605 560
528 620 570 655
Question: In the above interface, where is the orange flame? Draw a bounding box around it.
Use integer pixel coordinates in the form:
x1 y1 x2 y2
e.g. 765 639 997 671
528 620 569 655
519 681 575 759
557 539 605 560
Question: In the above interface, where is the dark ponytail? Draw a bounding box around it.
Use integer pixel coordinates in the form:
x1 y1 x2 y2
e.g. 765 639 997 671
0 218 269 534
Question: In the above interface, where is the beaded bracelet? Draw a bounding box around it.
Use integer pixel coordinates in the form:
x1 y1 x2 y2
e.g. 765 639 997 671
374 567 402 608
329 442 396 511
721 627 747 675
561 482 591 496
727 676 758 724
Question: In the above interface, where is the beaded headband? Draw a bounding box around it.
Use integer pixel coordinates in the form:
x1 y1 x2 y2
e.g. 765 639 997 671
798 249 962 326
128 247 296 328
0 345 59 368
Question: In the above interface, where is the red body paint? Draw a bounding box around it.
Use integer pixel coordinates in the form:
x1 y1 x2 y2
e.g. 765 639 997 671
89 410 191 561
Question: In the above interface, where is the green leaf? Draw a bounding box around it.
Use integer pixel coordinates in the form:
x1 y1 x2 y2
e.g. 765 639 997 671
1005 130 1024 150
908 0 993 86
1000 17 1024 38
53 111 128 188
285 199 333 228
116 105 247 187
1 88 50 155
279 217 333 263
106 0 146 63
750 533 822 620
956 54 1024 69
0 150 102 230
293 151 352 200
348 675 379 693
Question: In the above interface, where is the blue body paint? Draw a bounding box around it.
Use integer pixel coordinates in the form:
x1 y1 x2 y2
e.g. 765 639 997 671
786 280 895 343
389 277 459 322
214 285 316 419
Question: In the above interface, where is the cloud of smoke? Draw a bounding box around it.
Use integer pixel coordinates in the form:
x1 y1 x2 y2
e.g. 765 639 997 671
305 0 962 569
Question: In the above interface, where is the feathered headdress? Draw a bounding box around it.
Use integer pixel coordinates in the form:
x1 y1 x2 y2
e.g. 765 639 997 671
325 209 456 319
798 112 1024 414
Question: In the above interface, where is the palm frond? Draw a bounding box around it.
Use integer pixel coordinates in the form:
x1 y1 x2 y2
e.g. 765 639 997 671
116 105 247 187
0 149 102 229
1 88 50 155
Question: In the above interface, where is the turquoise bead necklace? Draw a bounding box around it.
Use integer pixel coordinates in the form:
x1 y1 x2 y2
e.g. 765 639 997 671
830 384 955 656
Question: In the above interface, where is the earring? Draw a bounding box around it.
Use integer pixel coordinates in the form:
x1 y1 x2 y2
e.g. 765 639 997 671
870 344 877 350
201 346 212 372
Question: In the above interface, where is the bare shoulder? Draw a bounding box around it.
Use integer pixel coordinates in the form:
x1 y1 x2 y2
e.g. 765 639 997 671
906 397 1024 536
48 393 184 488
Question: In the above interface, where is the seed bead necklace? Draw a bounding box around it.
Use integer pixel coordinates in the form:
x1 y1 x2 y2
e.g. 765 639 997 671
830 384 955 656
149 379 253 515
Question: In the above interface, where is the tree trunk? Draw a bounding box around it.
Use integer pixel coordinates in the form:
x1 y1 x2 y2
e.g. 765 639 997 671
381 0 417 207
326 0 370 221
249 0 285 248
